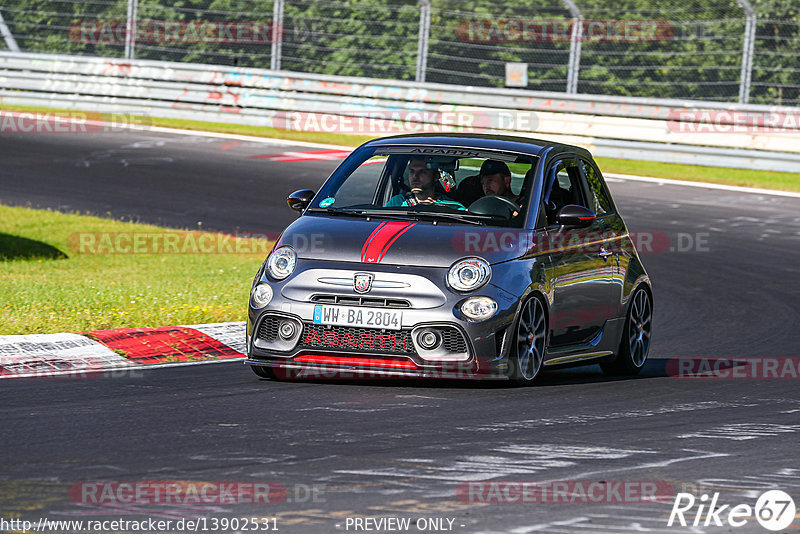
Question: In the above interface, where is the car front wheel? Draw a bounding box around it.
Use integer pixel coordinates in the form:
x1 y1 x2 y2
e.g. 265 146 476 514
601 286 652 376
510 296 547 385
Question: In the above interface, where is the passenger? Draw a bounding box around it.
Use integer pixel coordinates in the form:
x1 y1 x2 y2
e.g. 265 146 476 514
385 157 466 210
479 160 520 204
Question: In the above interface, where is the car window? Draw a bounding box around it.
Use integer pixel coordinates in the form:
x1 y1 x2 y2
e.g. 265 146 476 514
387 156 528 210
579 160 613 215
310 147 539 228
543 159 589 224
556 168 572 190
323 156 388 208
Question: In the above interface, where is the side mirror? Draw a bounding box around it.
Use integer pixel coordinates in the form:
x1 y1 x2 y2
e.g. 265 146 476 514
556 204 596 228
287 189 315 213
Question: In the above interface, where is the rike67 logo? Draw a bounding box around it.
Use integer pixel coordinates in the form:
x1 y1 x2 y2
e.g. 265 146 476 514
668 490 796 531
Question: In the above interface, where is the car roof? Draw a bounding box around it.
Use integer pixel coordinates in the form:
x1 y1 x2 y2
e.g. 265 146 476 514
360 133 592 159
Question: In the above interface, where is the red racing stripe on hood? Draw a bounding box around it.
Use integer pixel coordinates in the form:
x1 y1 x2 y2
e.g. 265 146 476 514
360 221 388 263
377 223 417 263
360 221 417 263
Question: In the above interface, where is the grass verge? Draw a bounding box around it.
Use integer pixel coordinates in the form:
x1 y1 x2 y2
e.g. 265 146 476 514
2 104 798 192
0 205 271 335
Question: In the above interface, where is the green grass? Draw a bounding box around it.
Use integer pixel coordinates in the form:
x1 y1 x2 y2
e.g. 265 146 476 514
0 205 271 335
3 104 798 191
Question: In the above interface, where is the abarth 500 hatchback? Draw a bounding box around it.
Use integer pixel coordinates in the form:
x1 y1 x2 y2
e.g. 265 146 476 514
246 133 652 385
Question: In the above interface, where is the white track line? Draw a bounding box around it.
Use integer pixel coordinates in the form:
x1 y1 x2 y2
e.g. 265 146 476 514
125 123 355 150
605 172 800 199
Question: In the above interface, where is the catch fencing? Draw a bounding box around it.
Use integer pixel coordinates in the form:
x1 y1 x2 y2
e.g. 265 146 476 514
0 0 799 106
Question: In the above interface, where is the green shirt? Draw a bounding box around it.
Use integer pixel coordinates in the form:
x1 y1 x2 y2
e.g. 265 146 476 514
385 194 467 211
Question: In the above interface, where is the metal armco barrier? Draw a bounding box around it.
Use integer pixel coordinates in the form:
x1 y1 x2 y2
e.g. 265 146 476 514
1 52 799 173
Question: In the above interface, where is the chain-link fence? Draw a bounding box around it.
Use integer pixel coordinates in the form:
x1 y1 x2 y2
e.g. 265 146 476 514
1 0 798 105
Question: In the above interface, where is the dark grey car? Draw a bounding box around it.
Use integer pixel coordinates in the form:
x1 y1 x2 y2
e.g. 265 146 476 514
246 134 652 385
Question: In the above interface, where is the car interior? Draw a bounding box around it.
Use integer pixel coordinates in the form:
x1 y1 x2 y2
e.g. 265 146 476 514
321 151 542 227
387 155 534 212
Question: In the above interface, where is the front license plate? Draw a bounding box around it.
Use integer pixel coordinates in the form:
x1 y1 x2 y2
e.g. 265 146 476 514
313 305 403 330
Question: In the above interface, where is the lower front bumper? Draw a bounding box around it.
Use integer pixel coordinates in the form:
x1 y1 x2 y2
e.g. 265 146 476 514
245 355 510 381
247 278 519 380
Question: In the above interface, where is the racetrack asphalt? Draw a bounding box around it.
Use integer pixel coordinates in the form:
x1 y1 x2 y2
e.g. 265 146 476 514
1 128 799 533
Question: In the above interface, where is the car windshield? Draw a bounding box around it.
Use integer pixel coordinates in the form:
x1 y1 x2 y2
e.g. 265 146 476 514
309 146 539 228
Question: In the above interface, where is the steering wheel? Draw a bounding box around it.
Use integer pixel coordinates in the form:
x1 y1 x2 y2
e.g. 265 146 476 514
468 196 522 218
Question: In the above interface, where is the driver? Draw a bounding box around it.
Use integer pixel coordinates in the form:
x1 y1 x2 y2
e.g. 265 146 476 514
480 160 520 204
385 157 466 210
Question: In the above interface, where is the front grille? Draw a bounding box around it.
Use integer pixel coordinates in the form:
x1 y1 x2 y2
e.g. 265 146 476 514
441 327 468 353
310 294 411 308
299 323 417 356
257 316 281 341
256 316 470 360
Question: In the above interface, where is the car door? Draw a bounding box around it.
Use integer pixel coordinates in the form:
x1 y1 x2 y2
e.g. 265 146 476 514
577 157 627 319
543 157 620 349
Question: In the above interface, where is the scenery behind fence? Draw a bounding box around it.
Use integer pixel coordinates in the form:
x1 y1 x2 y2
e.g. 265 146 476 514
0 0 798 106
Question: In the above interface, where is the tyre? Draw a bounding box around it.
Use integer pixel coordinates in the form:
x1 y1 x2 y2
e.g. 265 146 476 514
509 296 547 385
251 365 277 379
601 286 652 376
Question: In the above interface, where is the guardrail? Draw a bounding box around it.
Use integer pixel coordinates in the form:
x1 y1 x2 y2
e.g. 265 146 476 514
2 51 799 173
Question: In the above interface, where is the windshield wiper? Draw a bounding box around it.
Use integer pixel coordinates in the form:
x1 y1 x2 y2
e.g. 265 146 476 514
306 208 357 216
353 209 489 226
308 207 488 226
306 207 418 221
405 211 486 226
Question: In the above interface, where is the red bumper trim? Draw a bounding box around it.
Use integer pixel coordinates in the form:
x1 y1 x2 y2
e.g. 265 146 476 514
294 354 418 370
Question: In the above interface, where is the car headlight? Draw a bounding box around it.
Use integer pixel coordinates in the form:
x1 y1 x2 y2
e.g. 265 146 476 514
267 246 296 280
251 283 273 308
461 297 498 321
447 257 491 292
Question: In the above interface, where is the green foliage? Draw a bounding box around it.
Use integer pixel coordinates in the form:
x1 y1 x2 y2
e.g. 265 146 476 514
748 0 800 105
2 0 128 57
281 0 420 79
0 0 797 103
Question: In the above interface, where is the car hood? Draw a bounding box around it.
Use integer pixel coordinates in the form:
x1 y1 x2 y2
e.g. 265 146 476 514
275 214 528 268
